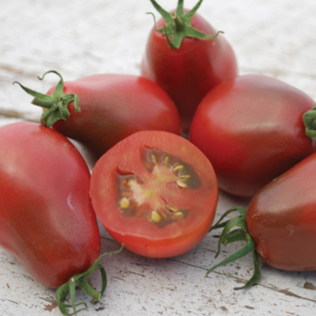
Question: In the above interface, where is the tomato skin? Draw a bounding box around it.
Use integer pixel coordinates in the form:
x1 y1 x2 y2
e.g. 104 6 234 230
90 130 218 258
48 74 181 159
247 152 316 271
141 10 238 132
0 122 100 288
190 74 316 197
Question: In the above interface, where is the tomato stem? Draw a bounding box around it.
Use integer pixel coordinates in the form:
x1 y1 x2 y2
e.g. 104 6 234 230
303 105 316 141
171 12 185 31
206 207 261 290
148 0 223 49
13 70 81 127
55 244 124 316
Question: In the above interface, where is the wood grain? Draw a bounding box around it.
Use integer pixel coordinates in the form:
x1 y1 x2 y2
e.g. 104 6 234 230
1 0 316 315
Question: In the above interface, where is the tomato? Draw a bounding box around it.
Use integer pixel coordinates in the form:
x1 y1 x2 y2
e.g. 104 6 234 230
208 152 316 289
190 74 316 198
14 70 181 160
247 152 316 271
0 122 101 289
90 130 218 258
141 0 238 132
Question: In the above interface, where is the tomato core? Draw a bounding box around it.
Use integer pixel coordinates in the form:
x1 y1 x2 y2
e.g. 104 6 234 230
117 147 201 227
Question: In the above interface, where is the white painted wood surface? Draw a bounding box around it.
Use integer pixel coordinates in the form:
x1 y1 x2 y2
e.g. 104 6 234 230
1 0 316 315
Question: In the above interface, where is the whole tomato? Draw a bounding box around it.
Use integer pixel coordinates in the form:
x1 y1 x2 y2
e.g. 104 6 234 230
14 70 181 160
190 74 316 197
208 152 316 289
247 152 316 271
0 122 100 289
90 130 218 258
141 0 238 132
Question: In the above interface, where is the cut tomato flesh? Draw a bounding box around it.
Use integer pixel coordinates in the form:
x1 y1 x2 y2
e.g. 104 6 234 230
91 131 218 258
116 147 202 227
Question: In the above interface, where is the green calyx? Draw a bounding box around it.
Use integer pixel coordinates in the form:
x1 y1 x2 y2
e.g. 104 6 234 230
303 105 316 141
56 244 124 316
13 70 80 127
148 0 223 49
206 207 261 290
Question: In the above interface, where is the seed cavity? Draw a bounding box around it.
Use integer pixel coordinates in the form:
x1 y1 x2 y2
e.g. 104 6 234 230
116 147 202 228
142 146 201 189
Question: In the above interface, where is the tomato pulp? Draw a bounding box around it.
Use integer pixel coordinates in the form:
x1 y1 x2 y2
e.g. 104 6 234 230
90 131 218 258
0 122 100 288
190 74 316 197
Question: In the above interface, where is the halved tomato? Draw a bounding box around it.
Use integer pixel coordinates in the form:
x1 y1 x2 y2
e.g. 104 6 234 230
90 131 218 258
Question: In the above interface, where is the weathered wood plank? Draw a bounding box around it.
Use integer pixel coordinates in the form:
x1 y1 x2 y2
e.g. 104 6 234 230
1 0 316 315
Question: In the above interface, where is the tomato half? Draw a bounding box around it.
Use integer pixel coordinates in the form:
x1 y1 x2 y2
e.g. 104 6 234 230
190 74 316 197
90 130 218 258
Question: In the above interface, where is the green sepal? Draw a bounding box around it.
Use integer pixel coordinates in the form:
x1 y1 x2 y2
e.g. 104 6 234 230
303 105 316 141
148 0 223 49
13 70 80 127
220 228 248 245
206 207 261 290
56 244 124 316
